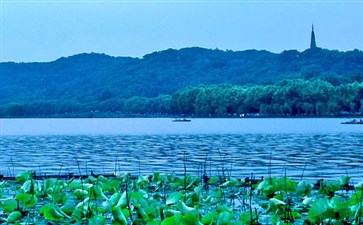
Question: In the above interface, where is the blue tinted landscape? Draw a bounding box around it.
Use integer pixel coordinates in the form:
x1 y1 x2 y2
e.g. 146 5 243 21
1 1 363 224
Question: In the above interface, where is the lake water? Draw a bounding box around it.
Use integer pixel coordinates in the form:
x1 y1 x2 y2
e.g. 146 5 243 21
0 118 362 182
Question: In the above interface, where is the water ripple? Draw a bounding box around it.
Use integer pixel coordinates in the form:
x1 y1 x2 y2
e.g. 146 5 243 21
0 134 362 182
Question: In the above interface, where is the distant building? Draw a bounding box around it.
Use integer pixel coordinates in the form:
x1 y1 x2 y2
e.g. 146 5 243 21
310 25 317 49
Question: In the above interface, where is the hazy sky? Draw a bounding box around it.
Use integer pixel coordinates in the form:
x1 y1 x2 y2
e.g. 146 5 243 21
1 0 362 62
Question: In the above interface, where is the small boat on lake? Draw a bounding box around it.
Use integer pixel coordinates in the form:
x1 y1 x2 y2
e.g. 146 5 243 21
341 119 363 124
172 118 191 122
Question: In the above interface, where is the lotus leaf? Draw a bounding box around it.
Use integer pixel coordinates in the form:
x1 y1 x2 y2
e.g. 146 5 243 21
339 175 351 187
239 211 259 224
355 182 363 191
73 189 89 199
112 206 128 225
166 192 182 205
161 213 182 225
115 191 128 208
40 203 68 222
89 184 108 200
16 193 37 208
15 171 33 183
2 199 18 213
296 180 314 196
89 215 106 225
6 211 22 223
308 198 329 219
216 211 234 225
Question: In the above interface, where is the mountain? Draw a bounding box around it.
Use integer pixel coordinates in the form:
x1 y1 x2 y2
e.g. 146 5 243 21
1 47 363 107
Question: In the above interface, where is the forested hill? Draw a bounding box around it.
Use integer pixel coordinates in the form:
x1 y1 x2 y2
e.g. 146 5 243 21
1 47 363 117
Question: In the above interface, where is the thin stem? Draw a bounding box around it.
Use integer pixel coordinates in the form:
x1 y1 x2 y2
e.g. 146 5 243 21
183 151 187 201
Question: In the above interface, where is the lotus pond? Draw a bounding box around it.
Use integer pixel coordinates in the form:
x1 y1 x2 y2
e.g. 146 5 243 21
0 171 362 225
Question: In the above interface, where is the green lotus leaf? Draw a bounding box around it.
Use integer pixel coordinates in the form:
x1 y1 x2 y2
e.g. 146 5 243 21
180 211 201 225
2 199 18 213
130 191 148 208
319 180 341 196
89 215 106 225
302 196 313 205
167 174 176 182
7 211 22 223
40 203 68 222
103 192 121 211
257 178 280 197
122 172 131 183
339 175 350 187
216 211 234 225
239 211 259 224
161 213 182 225
349 190 363 205
102 179 121 193
308 198 329 218
81 183 94 191
71 207 83 221
53 192 68 204
44 178 57 189
89 184 108 200
138 189 149 199
166 192 182 205
16 193 37 208
68 179 82 189
152 172 161 183
281 176 297 192
351 204 363 219
0 181 9 188
15 170 32 183
111 206 128 225
73 189 89 199
20 180 33 193
163 209 182 218
146 221 160 225
201 211 218 224
75 197 90 210
144 199 162 219
177 201 198 215
296 180 314 196
209 176 220 184
61 201 76 216
87 175 98 184
115 191 128 209
217 205 233 214
137 175 150 186
186 176 199 189
135 203 149 220
97 175 109 183
354 182 363 191
329 196 352 219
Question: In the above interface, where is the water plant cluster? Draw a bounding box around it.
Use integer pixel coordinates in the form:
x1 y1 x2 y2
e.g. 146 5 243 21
0 170 362 224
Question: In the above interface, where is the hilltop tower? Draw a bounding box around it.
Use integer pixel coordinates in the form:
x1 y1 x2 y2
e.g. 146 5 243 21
310 24 317 49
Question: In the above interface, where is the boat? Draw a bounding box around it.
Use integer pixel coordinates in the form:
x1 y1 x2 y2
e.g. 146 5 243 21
341 119 363 124
172 118 191 122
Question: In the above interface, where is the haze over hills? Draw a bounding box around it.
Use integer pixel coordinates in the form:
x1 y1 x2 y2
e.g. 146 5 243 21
1 47 363 117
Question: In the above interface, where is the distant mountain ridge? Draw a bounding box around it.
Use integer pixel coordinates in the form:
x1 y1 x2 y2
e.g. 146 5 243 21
1 47 363 106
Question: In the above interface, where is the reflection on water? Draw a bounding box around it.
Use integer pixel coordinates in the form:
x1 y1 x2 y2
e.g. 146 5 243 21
1 134 362 181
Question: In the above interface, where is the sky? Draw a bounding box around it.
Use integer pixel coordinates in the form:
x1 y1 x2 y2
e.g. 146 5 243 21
1 0 363 62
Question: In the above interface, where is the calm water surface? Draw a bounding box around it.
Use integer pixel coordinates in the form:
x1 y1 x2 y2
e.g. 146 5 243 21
0 118 362 181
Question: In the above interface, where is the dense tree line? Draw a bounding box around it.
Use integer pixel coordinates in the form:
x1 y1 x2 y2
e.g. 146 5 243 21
170 79 363 117
1 79 362 117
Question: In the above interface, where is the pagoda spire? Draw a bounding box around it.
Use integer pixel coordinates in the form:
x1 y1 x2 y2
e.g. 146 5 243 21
310 24 317 49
